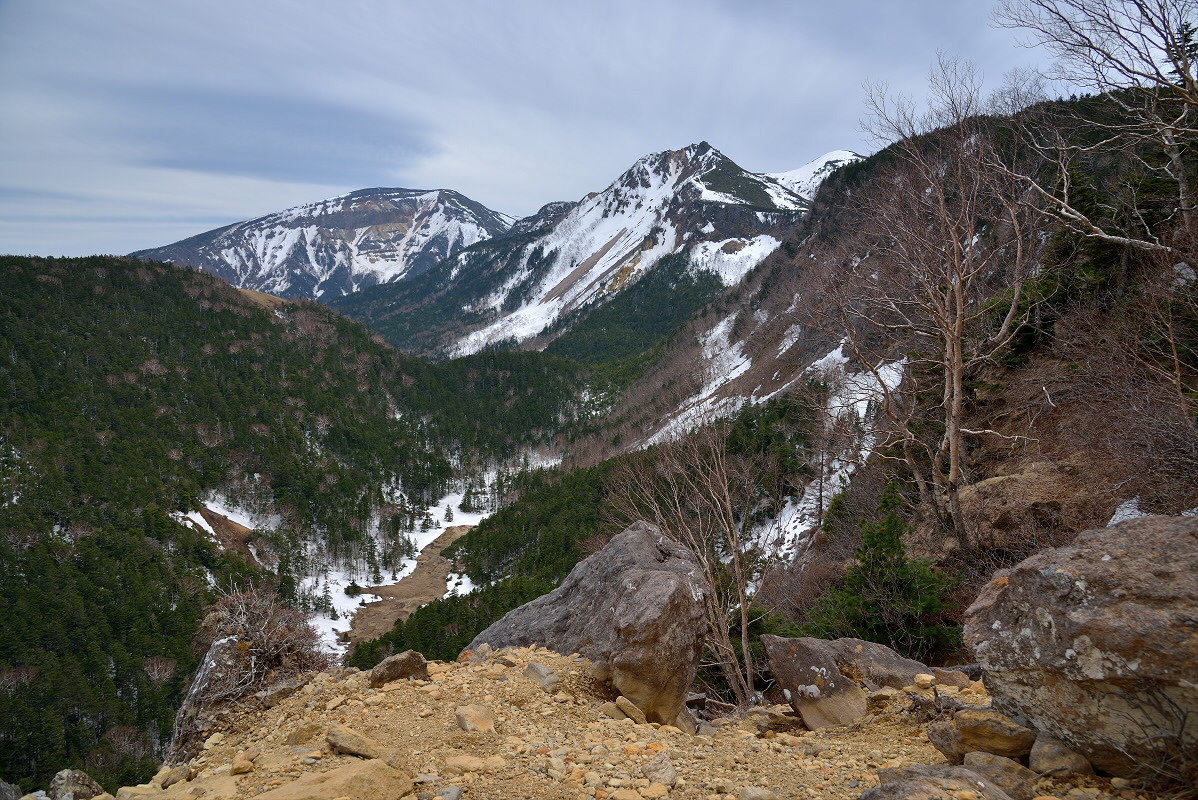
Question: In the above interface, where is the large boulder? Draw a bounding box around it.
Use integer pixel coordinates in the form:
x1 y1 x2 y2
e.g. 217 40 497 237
465 521 709 725
762 635 930 728
964 515 1198 777
46 771 104 800
824 638 929 690
761 635 869 728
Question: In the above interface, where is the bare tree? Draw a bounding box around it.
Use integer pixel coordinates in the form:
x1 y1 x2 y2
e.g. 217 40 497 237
818 55 1046 534
606 422 786 705
995 0 1198 251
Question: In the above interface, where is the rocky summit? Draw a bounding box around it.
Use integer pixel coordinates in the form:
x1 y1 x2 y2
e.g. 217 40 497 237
86 646 1149 800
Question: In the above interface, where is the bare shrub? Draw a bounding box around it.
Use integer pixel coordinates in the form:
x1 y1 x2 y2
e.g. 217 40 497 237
195 588 331 703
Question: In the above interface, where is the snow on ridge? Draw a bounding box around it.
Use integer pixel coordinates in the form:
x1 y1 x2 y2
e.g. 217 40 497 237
769 150 862 200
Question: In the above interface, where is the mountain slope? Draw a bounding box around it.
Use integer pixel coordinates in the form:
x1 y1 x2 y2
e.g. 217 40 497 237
0 255 599 791
130 188 513 300
333 142 819 356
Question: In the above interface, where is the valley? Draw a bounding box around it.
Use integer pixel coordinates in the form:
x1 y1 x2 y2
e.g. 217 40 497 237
3 4 1198 796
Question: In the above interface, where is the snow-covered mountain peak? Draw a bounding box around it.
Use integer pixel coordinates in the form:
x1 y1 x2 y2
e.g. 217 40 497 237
449 143 812 355
768 150 863 201
130 187 512 300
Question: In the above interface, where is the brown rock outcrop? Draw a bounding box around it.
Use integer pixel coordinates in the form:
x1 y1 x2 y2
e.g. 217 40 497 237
253 759 411 800
965 515 1198 777
465 521 710 725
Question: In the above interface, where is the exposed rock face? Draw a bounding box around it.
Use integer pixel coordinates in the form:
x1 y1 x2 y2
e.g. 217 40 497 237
165 635 245 765
761 635 868 728
465 521 710 725
964 515 1198 777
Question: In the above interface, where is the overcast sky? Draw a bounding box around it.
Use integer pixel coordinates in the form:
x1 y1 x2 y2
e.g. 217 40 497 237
0 1 1055 257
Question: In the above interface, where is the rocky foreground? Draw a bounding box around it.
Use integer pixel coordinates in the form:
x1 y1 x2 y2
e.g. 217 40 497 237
92 647 1144 800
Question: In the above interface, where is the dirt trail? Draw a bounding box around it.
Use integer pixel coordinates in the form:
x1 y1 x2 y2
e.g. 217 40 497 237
347 525 475 643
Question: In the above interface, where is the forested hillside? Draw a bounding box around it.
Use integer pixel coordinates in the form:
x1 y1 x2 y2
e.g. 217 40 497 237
0 256 599 791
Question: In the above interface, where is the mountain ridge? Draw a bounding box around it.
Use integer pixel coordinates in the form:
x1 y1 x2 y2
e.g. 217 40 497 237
130 187 513 300
330 143 851 357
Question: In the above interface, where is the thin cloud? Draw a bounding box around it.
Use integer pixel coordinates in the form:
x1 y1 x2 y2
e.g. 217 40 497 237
0 0 1053 256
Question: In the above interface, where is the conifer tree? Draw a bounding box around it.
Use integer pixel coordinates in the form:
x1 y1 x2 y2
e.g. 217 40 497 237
803 485 958 661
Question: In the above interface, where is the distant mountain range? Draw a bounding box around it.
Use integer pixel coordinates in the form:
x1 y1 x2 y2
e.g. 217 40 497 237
131 144 860 355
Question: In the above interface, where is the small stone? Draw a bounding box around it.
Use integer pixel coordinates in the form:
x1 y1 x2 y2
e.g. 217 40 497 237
641 783 669 799
615 696 647 725
325 696 344 711
599 701 628 720
454 704 496 733
913 673 936 689
326 724 381 759
1029 733 1093 776
202 732 223 749
610 790 644 800
229 757 254 775
436 788 464 800
524 662 561 690
641 752 677 788
443 754 486 775
738 788 778 800
933 668 972 688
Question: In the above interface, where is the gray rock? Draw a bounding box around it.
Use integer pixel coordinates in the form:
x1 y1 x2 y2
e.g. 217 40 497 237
1028 732 1093 776
48 770 104 800
435 788 463 800
642 751 677 787
465 521 710 725
0 779 22 800
368 650 430 687
965 515 1198 777
738 787 779 800
523 662 560 690
761 635 868 728
865 765 1015 799
825 638 930 690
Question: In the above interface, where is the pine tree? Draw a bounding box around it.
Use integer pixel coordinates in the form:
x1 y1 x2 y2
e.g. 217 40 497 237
803 485 959 661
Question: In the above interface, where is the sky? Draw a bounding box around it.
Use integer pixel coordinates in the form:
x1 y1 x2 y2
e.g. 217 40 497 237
0 0 1056 257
